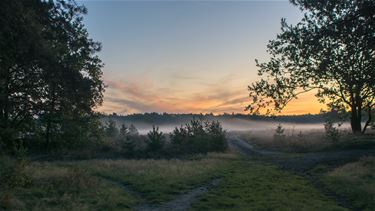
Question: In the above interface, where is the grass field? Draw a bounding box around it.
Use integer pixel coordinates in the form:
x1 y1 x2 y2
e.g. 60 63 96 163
76 153 235 204
192 160 346 211
2 130 374 211
1 160 139 210
237 130 375 153
322 156 375 211
1 153 233 210
1 151 357 210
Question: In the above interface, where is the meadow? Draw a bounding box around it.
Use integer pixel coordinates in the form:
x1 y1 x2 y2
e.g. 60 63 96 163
2 132 374 211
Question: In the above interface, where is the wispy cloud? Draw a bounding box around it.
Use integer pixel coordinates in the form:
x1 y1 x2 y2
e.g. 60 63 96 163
98 75 250 114
98 73 323 115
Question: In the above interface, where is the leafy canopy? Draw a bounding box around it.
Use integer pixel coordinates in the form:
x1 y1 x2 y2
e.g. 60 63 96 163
247 0 375 133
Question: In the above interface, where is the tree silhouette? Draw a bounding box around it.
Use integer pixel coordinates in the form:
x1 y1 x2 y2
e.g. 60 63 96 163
147 126 164 151
0 0 104 151
247 0 375 134
0 0 51 149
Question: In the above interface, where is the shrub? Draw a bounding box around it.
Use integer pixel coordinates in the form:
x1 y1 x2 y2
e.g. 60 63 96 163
206 121 227 152
170 119 227 155
324 120 340 143
129 124 139 136
119 124 130 138
104 120 119 138
0 156 31 209
147 126 165 152
274 124 286 141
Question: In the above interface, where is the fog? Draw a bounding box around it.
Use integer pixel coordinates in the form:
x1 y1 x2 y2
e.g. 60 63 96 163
111 118 351 135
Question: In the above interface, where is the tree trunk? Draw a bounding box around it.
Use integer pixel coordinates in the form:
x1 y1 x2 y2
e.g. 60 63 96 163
1 69 10 129
350 105 362 134
0 68 11 147
45 118 51 149
45 84 56 149
362 106 372 134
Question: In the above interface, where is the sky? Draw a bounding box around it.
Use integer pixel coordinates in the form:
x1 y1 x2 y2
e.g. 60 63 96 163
81 0 324 115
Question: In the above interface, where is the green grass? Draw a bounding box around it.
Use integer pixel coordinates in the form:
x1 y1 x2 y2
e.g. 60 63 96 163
239 131 375 153
1 153 235 210
1 162 139 210
192 160 346 211
77 153 236 204
2 152 358 210
323 156 375 211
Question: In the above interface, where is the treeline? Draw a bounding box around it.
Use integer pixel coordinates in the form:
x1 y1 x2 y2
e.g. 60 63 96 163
96 119 227 159
103 111 345 125
0 0 104 154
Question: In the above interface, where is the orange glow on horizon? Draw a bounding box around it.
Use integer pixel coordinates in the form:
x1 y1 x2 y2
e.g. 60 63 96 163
279 91 325 115
97 87 325 116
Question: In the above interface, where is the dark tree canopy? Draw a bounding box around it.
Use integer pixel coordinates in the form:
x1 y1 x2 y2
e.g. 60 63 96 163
0 0 104 152
247 0 375 134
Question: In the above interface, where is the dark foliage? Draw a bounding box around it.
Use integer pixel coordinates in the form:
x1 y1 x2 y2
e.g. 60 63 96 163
104 120 119 139
0 0 104 153
102 111 347 126
170 119 227 155
146 126 165 152
247 0 375 134
68 121 227 160
274 124 286 141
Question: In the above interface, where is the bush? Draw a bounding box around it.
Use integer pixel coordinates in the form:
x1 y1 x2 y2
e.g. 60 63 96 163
170 119 227 155
0 156 31 209
206 121 228 152
146 126 165 152
274 124 286 141
104 120 119 138
324 120 340 143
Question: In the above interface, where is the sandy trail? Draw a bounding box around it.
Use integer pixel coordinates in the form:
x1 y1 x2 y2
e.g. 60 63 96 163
228 135 375 210
100 136 374 210
97 174 221 211
134 178 221 211
228 134 375 171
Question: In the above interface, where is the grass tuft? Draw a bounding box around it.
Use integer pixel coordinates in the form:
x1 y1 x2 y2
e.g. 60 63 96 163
323 156 375 211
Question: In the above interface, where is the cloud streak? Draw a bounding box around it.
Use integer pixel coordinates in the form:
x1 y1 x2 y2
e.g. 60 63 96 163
98 75 252 114
98 73 323 115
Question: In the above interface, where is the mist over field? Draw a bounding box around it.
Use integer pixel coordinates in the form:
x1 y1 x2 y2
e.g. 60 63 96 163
102 113 351 134
125 121 326 134
130 121 353 135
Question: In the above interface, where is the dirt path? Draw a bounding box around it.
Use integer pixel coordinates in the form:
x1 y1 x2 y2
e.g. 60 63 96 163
97 174 221 211
228 135 284 157
228 134 375 172
135 178 221 211
99 137 373 211
228 135 375 210
96 174 145 200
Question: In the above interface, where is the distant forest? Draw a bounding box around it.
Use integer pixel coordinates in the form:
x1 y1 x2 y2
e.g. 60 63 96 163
102 112 346 125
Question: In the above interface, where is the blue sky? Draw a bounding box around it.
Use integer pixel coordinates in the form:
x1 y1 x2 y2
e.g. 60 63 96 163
80 0 321 114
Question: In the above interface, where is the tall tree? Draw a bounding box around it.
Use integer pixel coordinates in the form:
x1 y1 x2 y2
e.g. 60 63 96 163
39 0 104 147
0 0 52 149
247 0 375 134
0 0 104 151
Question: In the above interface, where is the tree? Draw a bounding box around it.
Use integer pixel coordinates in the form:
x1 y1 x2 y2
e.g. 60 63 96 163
274 124 286 141
170 120 227 154
39 0 104 147
247 0 375 134
205 121 227 152
146 126 164 151
119 124 130 138
129 124 139 136
0 0 52 150
0 0 104 151
105 120 118 138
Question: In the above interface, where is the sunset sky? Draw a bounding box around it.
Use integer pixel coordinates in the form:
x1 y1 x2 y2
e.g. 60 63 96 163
82 0 324 115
